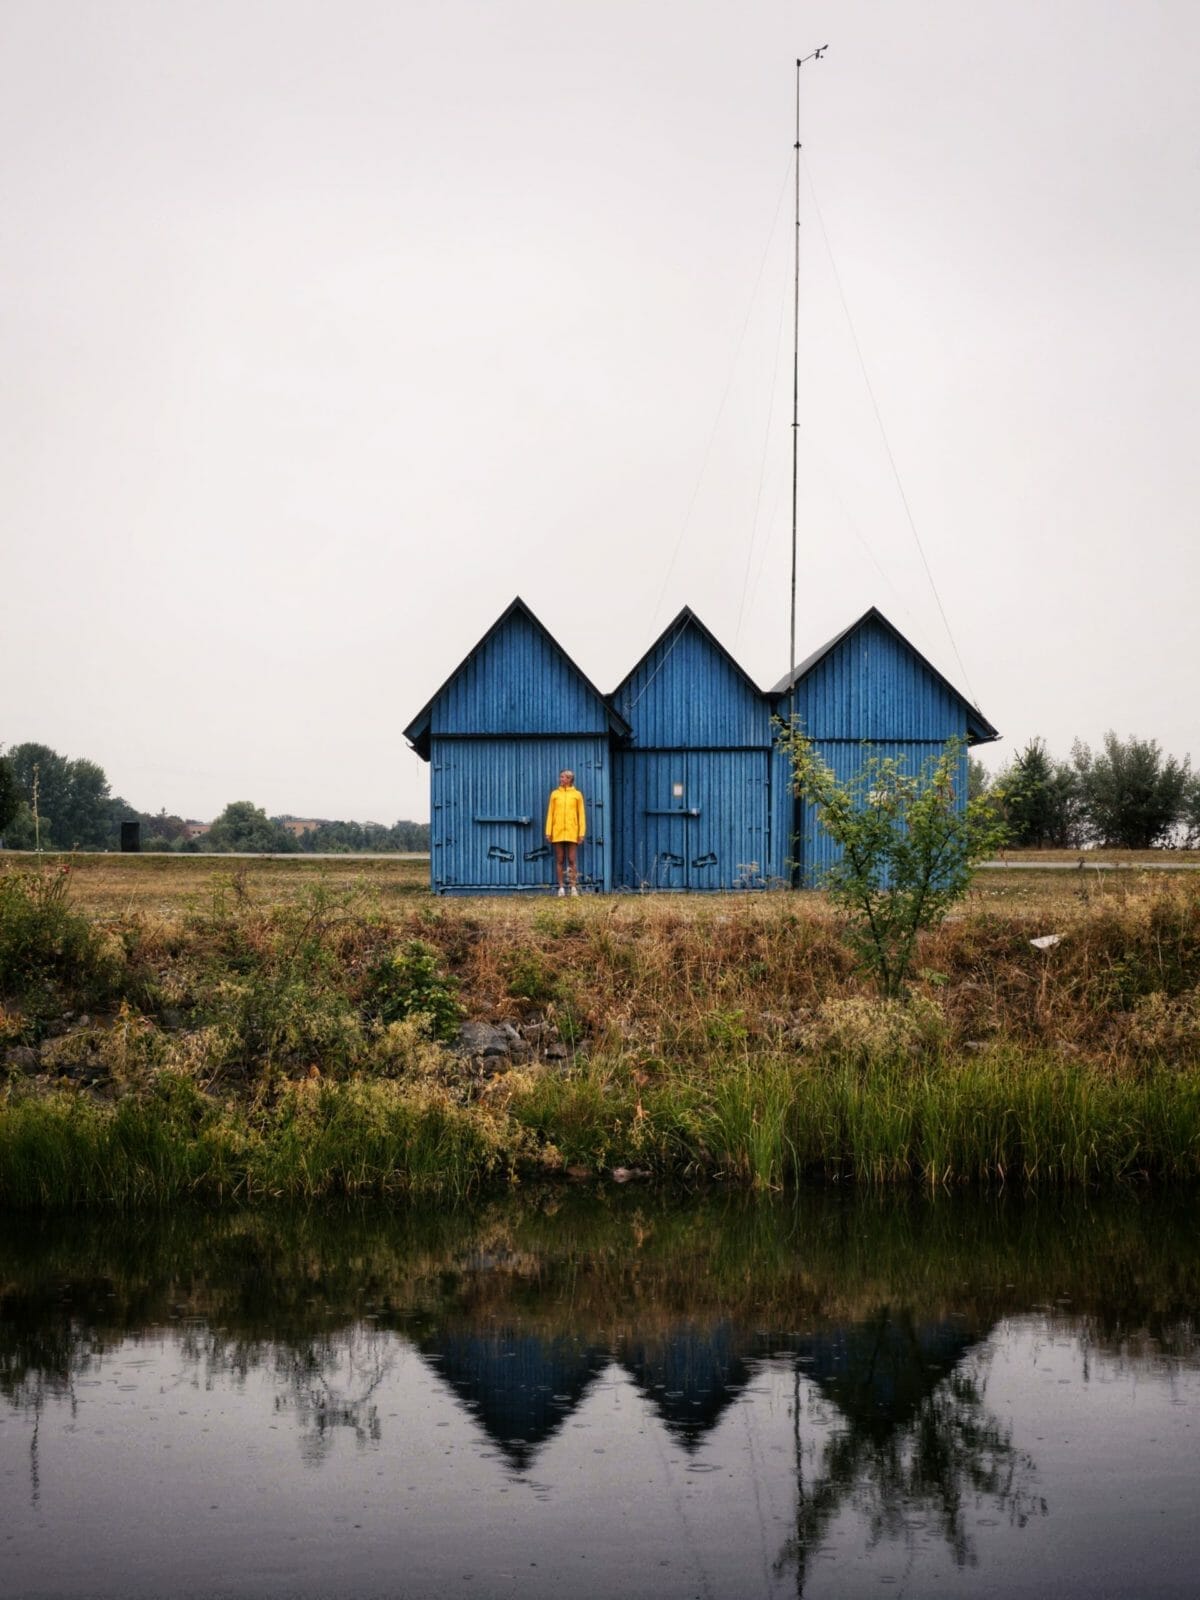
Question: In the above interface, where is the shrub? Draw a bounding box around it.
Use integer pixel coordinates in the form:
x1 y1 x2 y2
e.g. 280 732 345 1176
503 949 558 1005
362 939 462 1042
0 865 125 1023
798 995 947 1064
206 970 364 1077
1127 990 1200 1061
778 730 1006 998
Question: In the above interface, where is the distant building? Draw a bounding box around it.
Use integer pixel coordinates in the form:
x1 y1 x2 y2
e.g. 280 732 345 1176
182 821 211 840
279 819 322 839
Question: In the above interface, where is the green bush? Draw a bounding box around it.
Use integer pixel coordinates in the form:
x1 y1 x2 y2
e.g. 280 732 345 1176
363 939 462 1041
208 968 363 1077
0 866 125 1023
778 730 1006 998
503 949 558 1004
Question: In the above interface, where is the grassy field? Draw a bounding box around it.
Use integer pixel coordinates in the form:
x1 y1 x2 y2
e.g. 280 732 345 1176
0 851 430 916
2 851 1199 1203
6 845 1198 917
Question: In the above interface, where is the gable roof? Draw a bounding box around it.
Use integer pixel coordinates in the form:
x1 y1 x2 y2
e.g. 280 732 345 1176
770 606 999 744
611 605 766 712
403 596 631 761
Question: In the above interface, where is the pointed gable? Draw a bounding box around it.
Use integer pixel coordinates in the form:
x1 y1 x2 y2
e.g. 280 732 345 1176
771 608 998 744
612 608 773 749
404 597 629 760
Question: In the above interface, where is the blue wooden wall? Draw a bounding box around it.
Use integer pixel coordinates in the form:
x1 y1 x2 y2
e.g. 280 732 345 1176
610 611 775 890
611 610 773 750
783 611 989 741
429 602 612 738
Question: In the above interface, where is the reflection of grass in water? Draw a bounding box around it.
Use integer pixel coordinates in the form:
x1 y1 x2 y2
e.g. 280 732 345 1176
2 1190 1199 1402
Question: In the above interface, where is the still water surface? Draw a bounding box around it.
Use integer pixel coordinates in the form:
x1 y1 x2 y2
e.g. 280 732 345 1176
2 1191 1198 1599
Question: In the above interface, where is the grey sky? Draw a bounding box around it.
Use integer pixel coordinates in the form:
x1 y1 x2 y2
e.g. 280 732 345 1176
3 0 1196 823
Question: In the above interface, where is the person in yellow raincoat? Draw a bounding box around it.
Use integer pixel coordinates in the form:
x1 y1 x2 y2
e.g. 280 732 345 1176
545 770 586 896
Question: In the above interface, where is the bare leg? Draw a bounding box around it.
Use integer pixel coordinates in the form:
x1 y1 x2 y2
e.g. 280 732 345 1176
554 842 567 888
566 843 578 886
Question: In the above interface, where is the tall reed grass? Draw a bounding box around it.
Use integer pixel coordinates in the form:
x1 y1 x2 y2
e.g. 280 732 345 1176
4 1051 1199 1209
0 1075 525 1208
509 1044 1200 1190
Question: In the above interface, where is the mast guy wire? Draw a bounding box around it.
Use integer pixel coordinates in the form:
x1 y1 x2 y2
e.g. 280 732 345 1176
649 153 793 631
801 151 981 711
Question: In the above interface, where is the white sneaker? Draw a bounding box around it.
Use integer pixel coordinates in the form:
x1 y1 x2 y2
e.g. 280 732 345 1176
569 885 579 897
557 886 565 897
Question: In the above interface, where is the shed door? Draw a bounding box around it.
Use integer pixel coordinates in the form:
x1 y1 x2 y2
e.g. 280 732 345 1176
515 739 608 891
619 750 769 890
431 738 608 892
623 752 695 890
686 752 770 890
432 748 523 889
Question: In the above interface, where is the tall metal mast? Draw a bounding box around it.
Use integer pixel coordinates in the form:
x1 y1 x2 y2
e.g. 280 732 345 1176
789 47 827 732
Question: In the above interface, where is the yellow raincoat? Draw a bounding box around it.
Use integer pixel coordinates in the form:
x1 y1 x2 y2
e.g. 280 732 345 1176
545 785 586 844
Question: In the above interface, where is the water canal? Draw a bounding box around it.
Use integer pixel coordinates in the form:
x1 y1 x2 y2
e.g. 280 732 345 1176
2 1191 1198 1598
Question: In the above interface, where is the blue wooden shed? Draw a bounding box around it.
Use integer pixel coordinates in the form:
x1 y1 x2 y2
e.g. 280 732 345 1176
403 598 629 894
609 608 776 890
770 607 999 887
405 598 997 895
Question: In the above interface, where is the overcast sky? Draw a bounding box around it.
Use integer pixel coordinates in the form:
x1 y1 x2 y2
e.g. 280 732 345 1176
3 0 1196 823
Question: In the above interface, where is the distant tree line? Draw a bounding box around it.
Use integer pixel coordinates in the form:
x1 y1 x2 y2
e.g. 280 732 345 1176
282 817 430 854
199 805 428 854
0 743 429 854
974 733 1199 850
6 733 1194 859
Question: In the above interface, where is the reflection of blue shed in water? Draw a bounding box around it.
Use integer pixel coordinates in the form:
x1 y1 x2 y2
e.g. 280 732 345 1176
771 608 999 887
418 1328 609 1471
403 598 629 894
620 1320 750 1449
609 609 775 891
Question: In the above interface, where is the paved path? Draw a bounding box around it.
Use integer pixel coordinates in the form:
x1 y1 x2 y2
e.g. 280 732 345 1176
980 859 1200 872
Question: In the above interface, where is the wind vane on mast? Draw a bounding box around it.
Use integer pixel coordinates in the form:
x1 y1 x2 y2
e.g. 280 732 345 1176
789 46 828 734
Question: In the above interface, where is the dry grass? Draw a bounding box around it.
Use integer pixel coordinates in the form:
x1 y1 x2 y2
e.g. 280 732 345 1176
1 851 429 915
8 846 1196 921
3 853 1200 1201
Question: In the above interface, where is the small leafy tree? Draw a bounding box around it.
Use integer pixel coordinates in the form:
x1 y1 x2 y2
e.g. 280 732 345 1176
997 738 1083 848
967 757 990 802
0 751 19 838
780 730 1006 998
1183 775 1200 849
205 801 299 854
1072 733 1190 849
